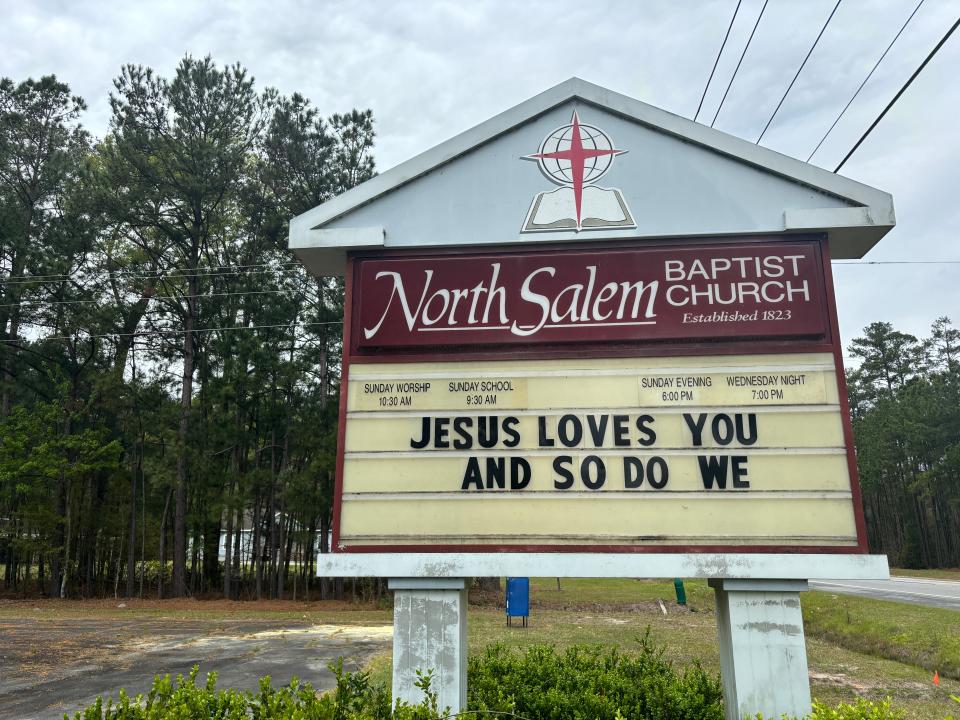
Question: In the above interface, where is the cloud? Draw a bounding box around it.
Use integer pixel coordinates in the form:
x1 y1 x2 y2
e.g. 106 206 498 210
3 0 957 345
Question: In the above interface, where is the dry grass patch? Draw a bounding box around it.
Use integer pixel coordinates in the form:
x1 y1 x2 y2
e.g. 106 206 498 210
0 597 390 623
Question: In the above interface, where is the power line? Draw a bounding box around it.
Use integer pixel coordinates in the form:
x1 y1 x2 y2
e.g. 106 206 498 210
756 0 843 144
695 0 743 122
835 14 960 172
0 320 343 345
832 260 960 265
0 260 305 283
711 0 770 127
807 0 925 162
1 261 957 343
0 288 322 311
0 267 311 287
0 262 312 286
4 258 958 312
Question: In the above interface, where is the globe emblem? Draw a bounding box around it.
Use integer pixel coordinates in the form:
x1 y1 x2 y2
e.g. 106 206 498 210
520 110 634 233
535 121 619 187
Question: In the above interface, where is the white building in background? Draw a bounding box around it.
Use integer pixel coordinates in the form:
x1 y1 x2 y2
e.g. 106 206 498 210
214 514 332 563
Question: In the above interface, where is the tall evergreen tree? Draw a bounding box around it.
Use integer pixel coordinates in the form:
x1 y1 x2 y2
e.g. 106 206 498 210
100 56 266 596
0 76 89 415
850 317 960 567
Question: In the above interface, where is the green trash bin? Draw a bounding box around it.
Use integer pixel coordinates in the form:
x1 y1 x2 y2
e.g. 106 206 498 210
673 578 687 605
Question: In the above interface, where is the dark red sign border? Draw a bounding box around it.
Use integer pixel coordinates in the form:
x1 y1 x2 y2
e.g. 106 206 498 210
350 240 830 351
331 234 869 555
348 236 834 362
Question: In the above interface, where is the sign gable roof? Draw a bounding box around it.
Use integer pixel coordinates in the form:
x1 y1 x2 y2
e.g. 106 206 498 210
291 78 894 275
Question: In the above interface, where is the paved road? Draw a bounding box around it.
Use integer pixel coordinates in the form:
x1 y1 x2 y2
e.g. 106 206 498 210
809 576 960 610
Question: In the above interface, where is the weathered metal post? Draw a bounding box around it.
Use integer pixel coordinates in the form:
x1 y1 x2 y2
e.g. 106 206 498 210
389 578 468 712
711 579 812 719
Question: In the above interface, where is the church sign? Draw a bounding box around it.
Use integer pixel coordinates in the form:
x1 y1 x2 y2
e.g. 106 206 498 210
291 79 894 720
307 102 887 556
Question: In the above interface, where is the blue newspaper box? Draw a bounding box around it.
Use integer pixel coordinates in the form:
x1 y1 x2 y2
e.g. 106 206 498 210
505 577 529 627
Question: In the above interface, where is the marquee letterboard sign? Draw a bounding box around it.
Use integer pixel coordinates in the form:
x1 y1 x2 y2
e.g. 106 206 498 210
334 236 867 553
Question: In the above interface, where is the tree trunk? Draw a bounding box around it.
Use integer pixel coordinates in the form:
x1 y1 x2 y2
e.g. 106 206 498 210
253 493 263 600
3 538 12 590
140 461 146 598
114 534 123 598
125 456 138 597
305 515 317 601
158 488 172 599
232 512 242 594
202 514 221 596
0 248 28 418
279 513 294 600
319 508 330 600
223 479 234 599
173 272 197 597
190 520 200 595
48 479 66 597
0 309 20 417
60 484 72 599
267 430 277 598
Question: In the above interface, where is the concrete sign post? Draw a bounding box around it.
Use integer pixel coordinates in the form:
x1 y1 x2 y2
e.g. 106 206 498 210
389 578 467 712
711 579 812 718
290 78 895 719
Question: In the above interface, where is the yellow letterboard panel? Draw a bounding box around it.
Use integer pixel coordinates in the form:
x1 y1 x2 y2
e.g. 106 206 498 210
338 353 857 549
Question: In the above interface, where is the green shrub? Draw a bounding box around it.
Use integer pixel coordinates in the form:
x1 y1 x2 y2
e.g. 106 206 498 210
66 661 444 720
466 632 724 720
69 641 914 720
70 634 724 720
752 697 906 720
810 697 905 720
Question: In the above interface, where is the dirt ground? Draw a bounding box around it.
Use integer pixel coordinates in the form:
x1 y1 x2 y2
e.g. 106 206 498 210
0 599 392 720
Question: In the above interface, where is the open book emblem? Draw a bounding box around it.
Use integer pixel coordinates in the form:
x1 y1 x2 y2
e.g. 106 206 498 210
521 110 636 233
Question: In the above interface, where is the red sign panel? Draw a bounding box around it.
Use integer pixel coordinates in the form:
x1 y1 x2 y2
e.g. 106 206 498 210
352 241 828 350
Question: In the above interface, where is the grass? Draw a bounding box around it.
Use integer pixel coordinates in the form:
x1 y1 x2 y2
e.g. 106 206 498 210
367 651 393 689
803 590 960 679
522 576 715 608
513 577 960 680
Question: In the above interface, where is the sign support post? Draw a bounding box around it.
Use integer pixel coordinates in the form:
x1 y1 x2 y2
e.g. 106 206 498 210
710 579 812 719
388 578 468 713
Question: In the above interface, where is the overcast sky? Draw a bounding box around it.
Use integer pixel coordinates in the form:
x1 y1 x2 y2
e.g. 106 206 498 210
3 0 958 349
